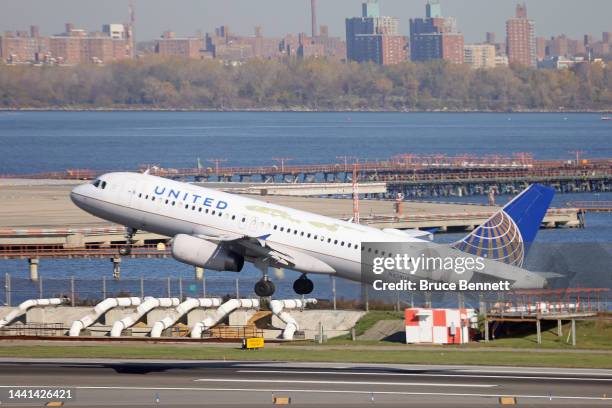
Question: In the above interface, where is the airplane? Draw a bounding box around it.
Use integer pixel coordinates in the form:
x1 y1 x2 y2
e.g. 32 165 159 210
70 172 555 297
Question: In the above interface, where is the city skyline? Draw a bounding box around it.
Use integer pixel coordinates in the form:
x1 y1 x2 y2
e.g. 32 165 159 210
3 0 611 43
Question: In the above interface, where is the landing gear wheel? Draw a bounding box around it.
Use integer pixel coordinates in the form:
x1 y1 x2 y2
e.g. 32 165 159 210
254 279 276 297
118 245 132 256
293 275 314 295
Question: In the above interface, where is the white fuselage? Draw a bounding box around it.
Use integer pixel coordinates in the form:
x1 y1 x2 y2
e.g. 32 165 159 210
70 172 422 282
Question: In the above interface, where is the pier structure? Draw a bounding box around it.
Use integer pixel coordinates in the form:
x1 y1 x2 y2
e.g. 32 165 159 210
2 154 610 197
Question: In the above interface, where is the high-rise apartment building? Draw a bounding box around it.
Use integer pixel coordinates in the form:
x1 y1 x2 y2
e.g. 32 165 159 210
309 25 346 60
505 3 536 67
409 1 464 64
345 0 406 65
464 44 496 69
155 31 204 59
362 0 380 18
0 26 48 63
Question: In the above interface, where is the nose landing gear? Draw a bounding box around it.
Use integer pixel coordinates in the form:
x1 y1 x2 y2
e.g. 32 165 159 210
119 227 137 256
293 274 314 295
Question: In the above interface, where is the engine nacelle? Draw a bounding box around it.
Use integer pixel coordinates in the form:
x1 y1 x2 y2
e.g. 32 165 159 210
171 234 244 272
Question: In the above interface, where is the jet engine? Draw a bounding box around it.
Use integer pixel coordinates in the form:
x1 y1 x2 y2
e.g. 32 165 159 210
171 234 244 272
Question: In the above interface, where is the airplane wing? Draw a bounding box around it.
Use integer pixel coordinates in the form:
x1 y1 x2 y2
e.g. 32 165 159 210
195 232 244 243
195 233 335 274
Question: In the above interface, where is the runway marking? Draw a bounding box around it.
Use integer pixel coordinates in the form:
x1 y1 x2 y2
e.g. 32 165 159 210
1 385 610 401
193 378 497 388
237 369 612 382
456 368 612 377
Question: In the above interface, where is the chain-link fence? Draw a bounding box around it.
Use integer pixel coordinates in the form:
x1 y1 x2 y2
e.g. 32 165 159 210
2 273 609 313
1 273 365 308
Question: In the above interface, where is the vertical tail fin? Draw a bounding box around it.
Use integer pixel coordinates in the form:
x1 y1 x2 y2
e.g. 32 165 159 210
451 184 555 267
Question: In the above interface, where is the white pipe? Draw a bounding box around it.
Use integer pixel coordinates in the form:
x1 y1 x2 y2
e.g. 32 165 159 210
270 298 317 340
110 297 180 337
151 297 222 338
0 298 67 329
191 298 260 338
69 297 141 337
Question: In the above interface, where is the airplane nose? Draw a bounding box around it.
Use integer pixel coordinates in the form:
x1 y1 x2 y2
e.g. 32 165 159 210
70 184 88 207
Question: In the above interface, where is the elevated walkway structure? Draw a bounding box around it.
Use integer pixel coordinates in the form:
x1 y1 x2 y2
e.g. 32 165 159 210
483 288 610 346
0 298 67 328
69 297 141 336
151 297 222 338
191 299 260 338
270 298 317 340
110 297 180 337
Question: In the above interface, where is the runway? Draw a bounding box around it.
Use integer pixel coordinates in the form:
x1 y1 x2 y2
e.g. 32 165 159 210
0 358 611 406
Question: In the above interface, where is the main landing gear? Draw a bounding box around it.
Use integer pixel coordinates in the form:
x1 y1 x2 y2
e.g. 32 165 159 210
254 261 276 297
254 278 276 298
119 227 137 256
293 274 314 295
252 262 315 297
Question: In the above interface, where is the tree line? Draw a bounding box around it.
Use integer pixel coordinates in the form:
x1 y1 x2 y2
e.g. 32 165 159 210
0 56 610 111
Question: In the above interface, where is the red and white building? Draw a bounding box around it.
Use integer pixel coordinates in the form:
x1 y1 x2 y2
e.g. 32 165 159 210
405 307 477 344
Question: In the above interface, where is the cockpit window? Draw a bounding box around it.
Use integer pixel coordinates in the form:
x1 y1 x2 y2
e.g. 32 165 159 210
101 181 107 189
92 179 101 188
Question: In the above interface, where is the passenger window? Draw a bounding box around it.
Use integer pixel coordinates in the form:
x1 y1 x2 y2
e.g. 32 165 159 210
199 208 202 212
334 240 338 245
307 233 311 238
145 195 148 199
172 201 175 206
212 210 216 215
152 197 155 201
138 193 142 198
218 212 222 217
232 215 236 220
165 199 169 204
294 230 298 235
347 243 351 248
327 238 331 243
274 225 277 230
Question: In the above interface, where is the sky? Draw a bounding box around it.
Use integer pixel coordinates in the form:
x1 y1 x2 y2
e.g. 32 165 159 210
2 0 611 43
